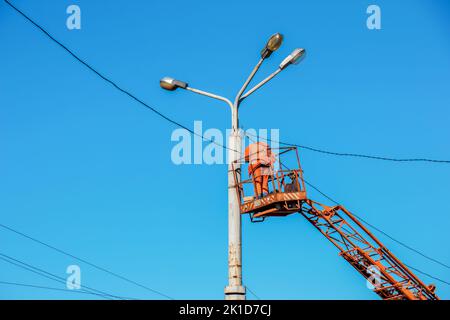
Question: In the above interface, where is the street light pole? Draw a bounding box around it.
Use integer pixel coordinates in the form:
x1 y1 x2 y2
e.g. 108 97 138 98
225 123 244 299
224 56 265 300
159 35 306 300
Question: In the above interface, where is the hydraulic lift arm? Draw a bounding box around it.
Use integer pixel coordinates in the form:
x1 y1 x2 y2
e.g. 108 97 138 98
300 200 439 300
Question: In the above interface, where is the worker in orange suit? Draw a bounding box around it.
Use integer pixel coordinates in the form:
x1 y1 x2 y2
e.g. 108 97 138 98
244 142 276 198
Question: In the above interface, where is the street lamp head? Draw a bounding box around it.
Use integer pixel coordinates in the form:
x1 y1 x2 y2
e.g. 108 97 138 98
266 33 283 51
279 48 306 70
261 33 284 59
159 77 188 91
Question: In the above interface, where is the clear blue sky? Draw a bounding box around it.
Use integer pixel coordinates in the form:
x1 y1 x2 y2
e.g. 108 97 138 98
1 0 449 299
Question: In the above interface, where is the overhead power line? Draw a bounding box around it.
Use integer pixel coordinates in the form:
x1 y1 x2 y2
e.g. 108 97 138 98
0 280 122 298
0 252 134 299
246 286 261 300
244 132 450 164
302 178 450 285
405 265 450 286
3 0 235 155
0 222 174 300
5 0 450 165
0 255 112 299
302 179 450 270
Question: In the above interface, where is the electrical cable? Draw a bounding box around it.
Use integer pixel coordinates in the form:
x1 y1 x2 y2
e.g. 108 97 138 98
0 280 127 298
0 222 173 300
244 132 450 164
302 179 450 285
0 253 135 299
5 0 449 165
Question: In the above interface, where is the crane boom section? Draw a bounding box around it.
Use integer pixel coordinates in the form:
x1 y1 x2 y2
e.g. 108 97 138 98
300 200 439 300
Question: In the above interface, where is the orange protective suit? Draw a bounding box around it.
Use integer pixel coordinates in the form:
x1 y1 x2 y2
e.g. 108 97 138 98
244 142 276 198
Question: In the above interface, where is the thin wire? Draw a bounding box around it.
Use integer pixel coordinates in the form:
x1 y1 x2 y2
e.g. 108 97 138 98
244 132 450 164
0 255 89 294
2 0 236 155
0 222 173 300
405 265 450 286
6 0 449 165
302 179 450 286
302 179 450 270
1 222 266 300
246 286 261 300
0 280 123 297
0 253 129 299
0 252 135 299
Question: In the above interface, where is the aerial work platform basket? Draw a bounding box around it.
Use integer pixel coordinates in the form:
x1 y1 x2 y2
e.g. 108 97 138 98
232 146 307 221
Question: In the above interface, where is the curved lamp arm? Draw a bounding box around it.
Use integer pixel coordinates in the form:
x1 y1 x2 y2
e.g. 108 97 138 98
239 68 282 102
185 86 234 111
233 58 265 108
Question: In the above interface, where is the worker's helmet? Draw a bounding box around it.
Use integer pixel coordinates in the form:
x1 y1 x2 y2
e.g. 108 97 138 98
244 142 270 163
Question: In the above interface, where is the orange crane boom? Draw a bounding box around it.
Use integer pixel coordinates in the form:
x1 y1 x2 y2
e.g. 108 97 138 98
301 200 439 300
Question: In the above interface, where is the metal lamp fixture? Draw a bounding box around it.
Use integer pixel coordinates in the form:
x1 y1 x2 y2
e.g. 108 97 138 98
260 33 283 59
159 77 188 91
279 48 306 70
